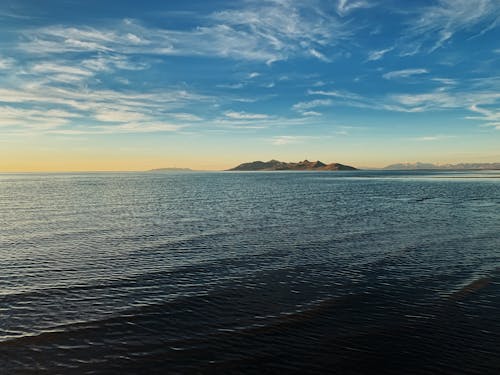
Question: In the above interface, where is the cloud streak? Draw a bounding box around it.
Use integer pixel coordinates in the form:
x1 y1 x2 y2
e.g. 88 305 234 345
367 47 393 61
271 135 317 145
383 69 428 80
0 57 15 70
335 0 372 17
19 2 352 64
402 0 500 53
224 111 269 120
293 99 333 114
0 82 210 135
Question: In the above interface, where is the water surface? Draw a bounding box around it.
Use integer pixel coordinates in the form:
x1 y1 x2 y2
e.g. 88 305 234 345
1 170 499 374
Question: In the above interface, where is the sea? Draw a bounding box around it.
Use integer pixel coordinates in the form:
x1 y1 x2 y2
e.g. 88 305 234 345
0 170 499 374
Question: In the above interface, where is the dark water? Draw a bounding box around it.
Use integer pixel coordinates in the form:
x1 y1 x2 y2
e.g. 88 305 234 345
1 170 499 374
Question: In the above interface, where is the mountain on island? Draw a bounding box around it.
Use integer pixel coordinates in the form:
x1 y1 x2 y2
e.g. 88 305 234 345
228 160 358 171
149 167 194 172
384 162 500 170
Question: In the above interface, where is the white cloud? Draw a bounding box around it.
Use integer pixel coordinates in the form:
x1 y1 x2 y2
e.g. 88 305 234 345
94 109 149 122
302 111 322 116
49 122 183 135
403 0 500 53
81 55 149 72
306 88 373 110
271 135 302 145
0 79 209 135
0 57 15 70
305 83 500 126
367 47 393 61
386 91 459 112
307 89 362 100
31 62 93 76
336 0 372 16
0 105 79 130
126 33 143 44
170 113 203 121
217 83 245 89
22 56 150 88
293 99 333 112
413 135 456 141
19 2 350 64
312 81 326 87
385 89 500 122
213 114 313 130
468 103 500 129
224 111 269 120
309 48 330 62
383 68 428 80
431 78 457 85
106 122 183 133
0 86 205 113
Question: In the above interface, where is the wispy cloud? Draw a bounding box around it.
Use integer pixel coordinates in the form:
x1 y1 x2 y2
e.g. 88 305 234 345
224 111 269 120
271 135 315 145
81 55 150 72
468 104 500 129
412 135 457 141
386 90 460 112
335 0 372 17
0 57 15 70
293 99 333 114
49 122 184 135
216 83 245 89
307 89 362 100
19 2 351 65
0 81 209 135
0 105 79 130
170 113 203 122
213 113 315 130
384 88 500 126
431 78 458 85
383 68 428 80
402 0 500 53
367 47 393 61
31 62 93 77
306 88 373 110
94 109 149 122
302 111 322 117
211 2 350 63
309 48 330 62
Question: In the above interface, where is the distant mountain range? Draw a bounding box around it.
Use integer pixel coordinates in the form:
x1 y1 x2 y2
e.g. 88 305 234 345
228 160 358 171
384 162 500 170
149 167 194 172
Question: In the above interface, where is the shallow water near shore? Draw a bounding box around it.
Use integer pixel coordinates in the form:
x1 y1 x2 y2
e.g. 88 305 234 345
1 170 499 374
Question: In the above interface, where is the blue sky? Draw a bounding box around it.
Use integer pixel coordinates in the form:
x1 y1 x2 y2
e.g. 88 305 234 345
0 0 499 170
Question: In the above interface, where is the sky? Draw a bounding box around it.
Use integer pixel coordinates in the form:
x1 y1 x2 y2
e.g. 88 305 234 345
0 0 499 171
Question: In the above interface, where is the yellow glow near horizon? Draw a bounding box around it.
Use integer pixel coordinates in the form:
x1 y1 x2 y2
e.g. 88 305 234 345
2 133 500 172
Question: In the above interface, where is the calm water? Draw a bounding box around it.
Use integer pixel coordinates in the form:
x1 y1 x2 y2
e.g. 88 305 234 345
1 170 499 374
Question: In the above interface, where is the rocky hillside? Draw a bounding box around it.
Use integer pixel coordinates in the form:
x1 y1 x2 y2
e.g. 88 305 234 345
228 160 358 171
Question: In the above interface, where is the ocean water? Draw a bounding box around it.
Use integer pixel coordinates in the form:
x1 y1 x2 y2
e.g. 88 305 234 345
0 170 499 374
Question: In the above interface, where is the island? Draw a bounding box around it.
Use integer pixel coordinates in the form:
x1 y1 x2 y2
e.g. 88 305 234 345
228 159 358 171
